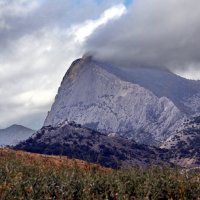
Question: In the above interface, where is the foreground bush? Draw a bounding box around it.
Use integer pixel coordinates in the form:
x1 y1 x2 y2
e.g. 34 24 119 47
0 150 199 200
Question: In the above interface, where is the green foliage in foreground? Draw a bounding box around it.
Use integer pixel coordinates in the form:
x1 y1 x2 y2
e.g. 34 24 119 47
0 153 200 200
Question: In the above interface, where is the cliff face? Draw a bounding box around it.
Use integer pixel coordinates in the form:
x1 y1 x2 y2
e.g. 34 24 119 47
44 57 194 146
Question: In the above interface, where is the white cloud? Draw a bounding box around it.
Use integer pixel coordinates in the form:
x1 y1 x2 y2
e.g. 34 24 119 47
175 64 200 80
0 3 126 129
72 4 126 43
13 89 54 107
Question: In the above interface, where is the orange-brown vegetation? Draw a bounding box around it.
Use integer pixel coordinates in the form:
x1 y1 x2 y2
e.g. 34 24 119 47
0 148 110 172
0 148 199 199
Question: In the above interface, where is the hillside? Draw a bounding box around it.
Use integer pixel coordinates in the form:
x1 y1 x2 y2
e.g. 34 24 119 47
15 121 170 169
161 115 200 167
0 148 108 172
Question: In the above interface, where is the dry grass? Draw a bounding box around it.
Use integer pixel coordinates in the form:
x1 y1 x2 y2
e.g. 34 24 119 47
0 148 199 200
0 148 110 172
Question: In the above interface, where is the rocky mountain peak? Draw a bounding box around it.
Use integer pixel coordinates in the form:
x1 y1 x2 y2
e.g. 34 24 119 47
15 57 200 168
44 58 188 146
62 55 95 83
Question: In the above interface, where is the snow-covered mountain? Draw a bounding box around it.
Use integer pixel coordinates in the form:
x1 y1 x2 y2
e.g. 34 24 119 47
44 56 200 146
0 125 35 147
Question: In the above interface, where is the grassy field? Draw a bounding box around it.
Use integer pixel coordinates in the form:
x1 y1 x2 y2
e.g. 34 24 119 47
0 149 200 200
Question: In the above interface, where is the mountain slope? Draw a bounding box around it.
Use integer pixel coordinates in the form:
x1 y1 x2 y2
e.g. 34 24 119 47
99 62 200 114
44 57 185 145
161 116 200 167
15 121 170 169
0 125 35 147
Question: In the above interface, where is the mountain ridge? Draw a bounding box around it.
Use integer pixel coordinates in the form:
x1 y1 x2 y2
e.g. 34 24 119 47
15 120 170 169
0 124 35 147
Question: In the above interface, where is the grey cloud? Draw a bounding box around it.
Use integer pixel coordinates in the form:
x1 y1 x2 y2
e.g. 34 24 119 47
0 30 77 129
0 0 122 51
85 0 200 77
0 0 123 129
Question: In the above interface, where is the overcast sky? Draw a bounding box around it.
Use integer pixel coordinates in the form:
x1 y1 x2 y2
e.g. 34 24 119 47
0 0 199 129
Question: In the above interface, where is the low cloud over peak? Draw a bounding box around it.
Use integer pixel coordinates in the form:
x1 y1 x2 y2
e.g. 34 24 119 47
84 0 200 80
